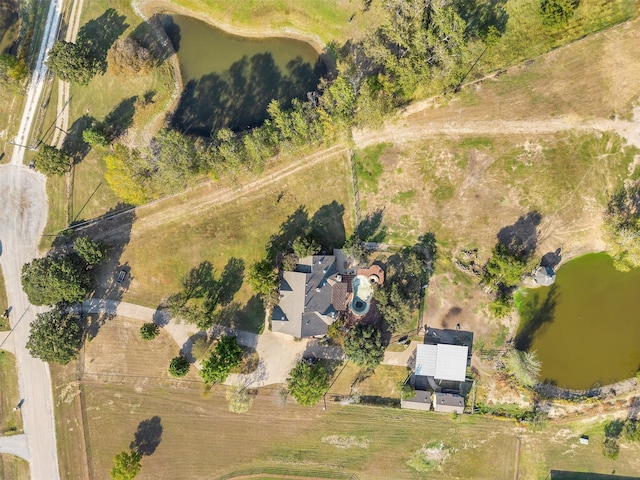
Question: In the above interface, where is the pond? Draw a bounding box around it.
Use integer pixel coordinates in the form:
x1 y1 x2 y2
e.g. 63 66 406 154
515 253 640 390
159 14 326 137
0 0 20 55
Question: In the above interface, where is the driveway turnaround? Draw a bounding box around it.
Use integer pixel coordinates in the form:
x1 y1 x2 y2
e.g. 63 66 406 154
0 434 30 461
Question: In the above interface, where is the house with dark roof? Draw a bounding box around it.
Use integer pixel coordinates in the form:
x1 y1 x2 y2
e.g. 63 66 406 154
272 255 347 338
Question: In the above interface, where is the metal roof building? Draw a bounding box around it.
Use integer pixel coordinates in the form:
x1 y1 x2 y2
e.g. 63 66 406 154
415 343 468 382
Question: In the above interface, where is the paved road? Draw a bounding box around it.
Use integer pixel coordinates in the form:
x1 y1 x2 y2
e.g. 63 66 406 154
0 0 65 478
0 434 30 461
10 0 64 165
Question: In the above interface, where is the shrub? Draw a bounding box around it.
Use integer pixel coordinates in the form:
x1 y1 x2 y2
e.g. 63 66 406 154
168 355 190 377
602 437 620 459
540 0 577 26
488 294 514 318
139 323 159 341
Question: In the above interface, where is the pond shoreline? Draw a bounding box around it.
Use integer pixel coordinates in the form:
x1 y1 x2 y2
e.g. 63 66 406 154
133 0 334 70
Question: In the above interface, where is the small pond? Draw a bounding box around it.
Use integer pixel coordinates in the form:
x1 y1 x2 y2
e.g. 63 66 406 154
160 14 326 137
515 253 640 390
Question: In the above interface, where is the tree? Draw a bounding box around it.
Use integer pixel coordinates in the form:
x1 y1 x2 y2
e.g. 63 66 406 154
287 361 329 406
168 355 190 377
484 243 527 289
247 258 277 297
107 37 154 75
292 234 320 258
505 349 541 388
226 384 255 413
26 307 84 364
74 236 109 266
540 0 577 26
104 144 155 205
0 54 27 83
603 184 640 271
139 323 159 341
602 437 620 460
624 419 640 443
375 245 430 331
110 450 142 480
488 294 514 319
46 40 101 85
343 324 384 370
22 255 92 305
200 335 242 384
34 145 71 176
83 124 110 147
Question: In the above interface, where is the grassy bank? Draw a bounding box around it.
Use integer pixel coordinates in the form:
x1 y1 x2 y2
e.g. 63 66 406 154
0 351 23 435
164 0 386 45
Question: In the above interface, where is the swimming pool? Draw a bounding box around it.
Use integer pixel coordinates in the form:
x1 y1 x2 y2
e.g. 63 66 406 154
350 275 374 316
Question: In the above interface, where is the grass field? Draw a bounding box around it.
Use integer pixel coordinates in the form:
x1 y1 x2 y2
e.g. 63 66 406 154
327 362 409 400
0 351 23 435
51 346 640 480
473 0 638 74
357 131 637 255
116 151 354 332
0 454 29 480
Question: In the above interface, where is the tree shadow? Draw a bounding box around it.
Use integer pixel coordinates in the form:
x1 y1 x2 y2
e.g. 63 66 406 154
77 8 128 73
181 261 216 299
213 296 265 333
266 205 310 262
61 114 93 164
129 16 174 65
130 416 163 456
170 45 326 136
497 211 542 261
356 208 386 243
76 204 137 337
310 201 346 252
455 0 509 39
157 14 181 52
217 257 245 306
104 96 137 141
514 284 559 351
541 248 562 269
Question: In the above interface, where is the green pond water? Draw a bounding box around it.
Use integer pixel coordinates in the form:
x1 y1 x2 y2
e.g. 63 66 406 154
515 253 640 390
160 14 326 136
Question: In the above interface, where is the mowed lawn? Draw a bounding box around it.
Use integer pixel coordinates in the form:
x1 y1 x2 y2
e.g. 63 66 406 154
0 351 23 435
118 151 354 331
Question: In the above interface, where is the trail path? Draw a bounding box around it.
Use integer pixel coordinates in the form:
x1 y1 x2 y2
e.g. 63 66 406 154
51 0 85 149
353 114 640 150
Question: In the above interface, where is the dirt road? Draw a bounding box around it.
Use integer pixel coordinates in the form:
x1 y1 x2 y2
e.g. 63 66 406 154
50 0 85 149
1 0 66 478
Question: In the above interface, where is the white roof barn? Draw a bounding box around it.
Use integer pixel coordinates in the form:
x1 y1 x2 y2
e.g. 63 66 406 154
415 344 468 382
